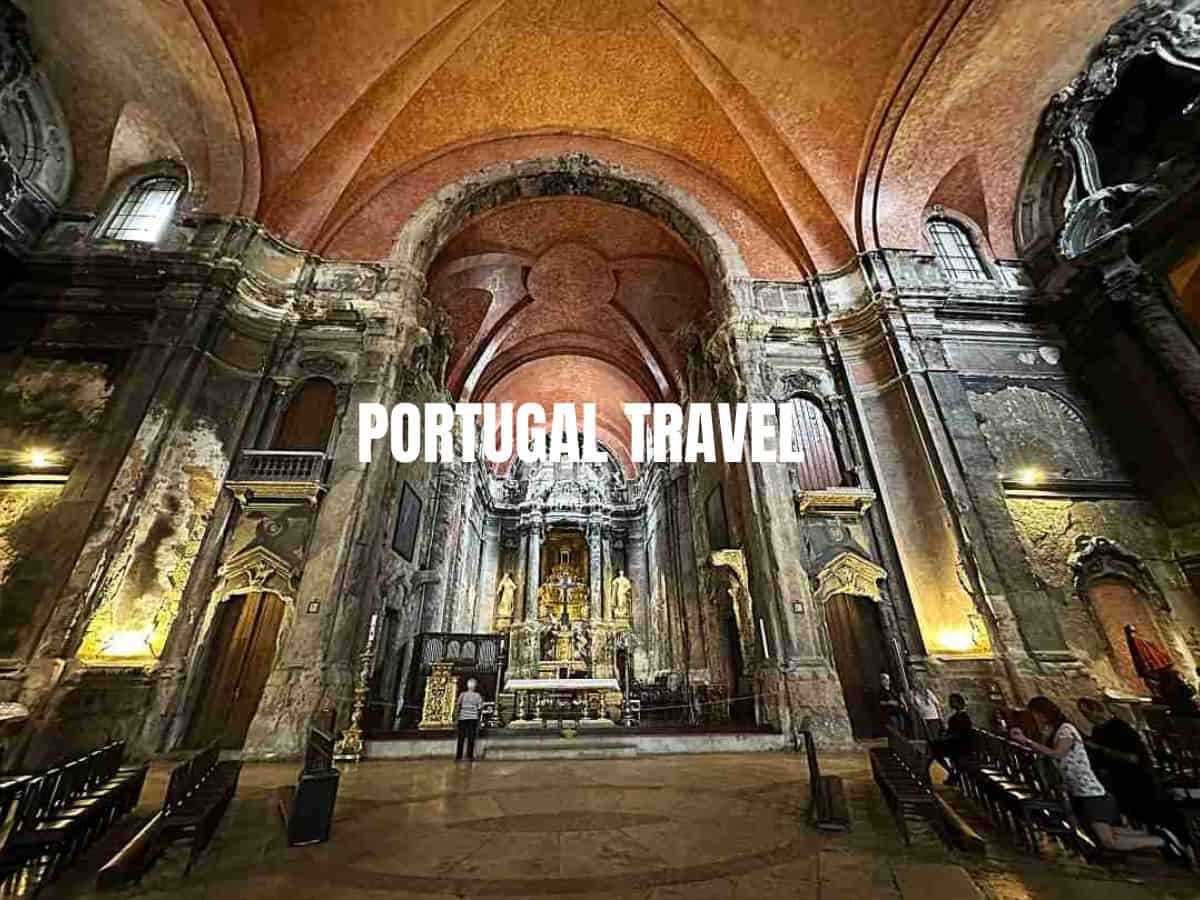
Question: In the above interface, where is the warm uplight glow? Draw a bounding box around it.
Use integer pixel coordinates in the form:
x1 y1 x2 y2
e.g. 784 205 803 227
102 628 154 658
26 448 54 468
1016 466 1043 486
935 627 977 653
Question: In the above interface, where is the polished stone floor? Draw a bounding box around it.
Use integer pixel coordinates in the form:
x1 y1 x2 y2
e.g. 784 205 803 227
42 751 1200 899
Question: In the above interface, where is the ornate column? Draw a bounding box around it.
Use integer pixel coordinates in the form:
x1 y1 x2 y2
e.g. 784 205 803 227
524 518 542 623
587 517 603 620
1103 258 1200 427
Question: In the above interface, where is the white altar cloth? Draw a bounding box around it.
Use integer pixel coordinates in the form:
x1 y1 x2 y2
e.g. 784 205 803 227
504 678 620 691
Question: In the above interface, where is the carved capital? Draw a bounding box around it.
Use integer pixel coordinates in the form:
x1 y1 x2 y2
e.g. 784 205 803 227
812 551 887 607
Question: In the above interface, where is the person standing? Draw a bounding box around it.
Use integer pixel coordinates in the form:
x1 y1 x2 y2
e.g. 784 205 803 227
454 677 484 762
909 678 943 740
879 673 908 736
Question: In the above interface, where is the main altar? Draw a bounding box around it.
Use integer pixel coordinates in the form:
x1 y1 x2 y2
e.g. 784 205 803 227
493 530 634 726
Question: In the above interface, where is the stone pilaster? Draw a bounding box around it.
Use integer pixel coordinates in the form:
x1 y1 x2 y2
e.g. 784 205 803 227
587 517 602 620
1104 259 1200 428
524 520 542 623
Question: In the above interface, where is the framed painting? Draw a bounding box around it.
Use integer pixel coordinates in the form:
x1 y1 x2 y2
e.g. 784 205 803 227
392 481 423 562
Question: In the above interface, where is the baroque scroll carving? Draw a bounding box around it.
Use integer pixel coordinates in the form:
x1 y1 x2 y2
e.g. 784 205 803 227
1067 534 1169 612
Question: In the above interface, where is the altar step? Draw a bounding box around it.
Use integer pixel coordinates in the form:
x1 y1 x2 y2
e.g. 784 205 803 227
482 738 639 761
365 729 786 760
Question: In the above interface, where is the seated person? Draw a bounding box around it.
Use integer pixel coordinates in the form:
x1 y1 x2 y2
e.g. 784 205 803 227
930 693 974 786
1078 697 1157 827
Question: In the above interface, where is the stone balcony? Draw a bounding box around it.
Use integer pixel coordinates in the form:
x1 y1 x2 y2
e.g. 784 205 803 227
225 449 329 503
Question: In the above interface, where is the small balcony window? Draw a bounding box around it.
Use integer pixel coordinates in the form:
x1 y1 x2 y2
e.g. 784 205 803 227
927 218 989 283
102 175 183 244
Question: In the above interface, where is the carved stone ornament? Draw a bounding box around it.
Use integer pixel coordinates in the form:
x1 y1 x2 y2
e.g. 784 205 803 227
213 544 300 605
1042 1 1200 259
297 354 346 379
1046 1 1200 148
778 370 821 399
1067 534 1169 611
812 551 888 607
795 488 876 517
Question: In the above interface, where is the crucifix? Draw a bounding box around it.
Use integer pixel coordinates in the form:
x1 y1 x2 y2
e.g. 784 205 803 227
555 571 577 625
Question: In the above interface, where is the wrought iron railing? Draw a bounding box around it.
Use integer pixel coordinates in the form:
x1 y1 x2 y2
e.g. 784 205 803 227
233 450 327 484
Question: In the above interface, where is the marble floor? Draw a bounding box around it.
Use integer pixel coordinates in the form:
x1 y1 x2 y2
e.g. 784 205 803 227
41 751 1200 899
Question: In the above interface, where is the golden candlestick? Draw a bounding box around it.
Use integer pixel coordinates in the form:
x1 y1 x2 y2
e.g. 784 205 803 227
335 612 378 763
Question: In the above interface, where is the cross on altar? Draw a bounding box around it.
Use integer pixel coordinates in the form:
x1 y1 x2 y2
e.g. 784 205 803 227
555 571 581 624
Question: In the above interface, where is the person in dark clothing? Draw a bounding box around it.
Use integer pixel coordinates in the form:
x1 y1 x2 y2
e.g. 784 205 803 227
1157 670 1200 718
1078 697 1159 828
454 677 484 762
930 694 974 786
879 672 908 736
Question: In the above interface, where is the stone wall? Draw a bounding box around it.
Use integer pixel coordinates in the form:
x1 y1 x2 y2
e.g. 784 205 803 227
1008 496 1198 689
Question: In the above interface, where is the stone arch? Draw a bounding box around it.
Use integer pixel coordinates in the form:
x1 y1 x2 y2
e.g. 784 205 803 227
388 153 751 314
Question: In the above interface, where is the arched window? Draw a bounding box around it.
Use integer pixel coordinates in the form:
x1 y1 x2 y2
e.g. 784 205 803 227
272 379 337 451
789 396 845 490
102 175 183 243
927 218 989 283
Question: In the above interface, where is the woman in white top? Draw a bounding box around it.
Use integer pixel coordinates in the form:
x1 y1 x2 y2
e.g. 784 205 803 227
909 678 943 740
1012 696 1181 858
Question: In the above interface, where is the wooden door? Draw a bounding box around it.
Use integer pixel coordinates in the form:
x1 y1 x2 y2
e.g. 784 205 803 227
825 594 889 739
186 592 285 749
273 379 336 451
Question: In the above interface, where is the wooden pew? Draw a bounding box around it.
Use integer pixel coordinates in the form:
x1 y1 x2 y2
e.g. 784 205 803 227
799 725 849 832
96 744 240 890
277 723 340 846
958 729 1086 856
869 727 985 853
870 727 940 846
0 741 146 893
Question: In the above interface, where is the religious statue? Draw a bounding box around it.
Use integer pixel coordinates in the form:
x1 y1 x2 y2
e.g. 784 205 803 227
611 569 634 625
538 582 559 622
494 571 517 628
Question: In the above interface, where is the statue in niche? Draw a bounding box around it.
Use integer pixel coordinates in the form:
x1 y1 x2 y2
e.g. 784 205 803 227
611 569 634 624
494 571 517 625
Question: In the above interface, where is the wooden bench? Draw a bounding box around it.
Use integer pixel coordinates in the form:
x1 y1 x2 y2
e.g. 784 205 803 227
870 727 940 846
96 745 241 890
799 723 849 832
869 727 985 853
277 721 340 846
0 741 147 893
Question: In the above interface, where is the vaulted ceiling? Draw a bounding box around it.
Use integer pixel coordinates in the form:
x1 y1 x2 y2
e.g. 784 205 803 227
26 0 1132 270
21 0 1134 466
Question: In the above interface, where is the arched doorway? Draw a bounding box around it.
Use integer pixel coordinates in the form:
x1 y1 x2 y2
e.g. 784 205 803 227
825 594 890 739
185 592 286 749
273 378 337 451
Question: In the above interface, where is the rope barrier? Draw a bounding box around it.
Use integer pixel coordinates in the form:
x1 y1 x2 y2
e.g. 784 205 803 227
628 691 766 713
